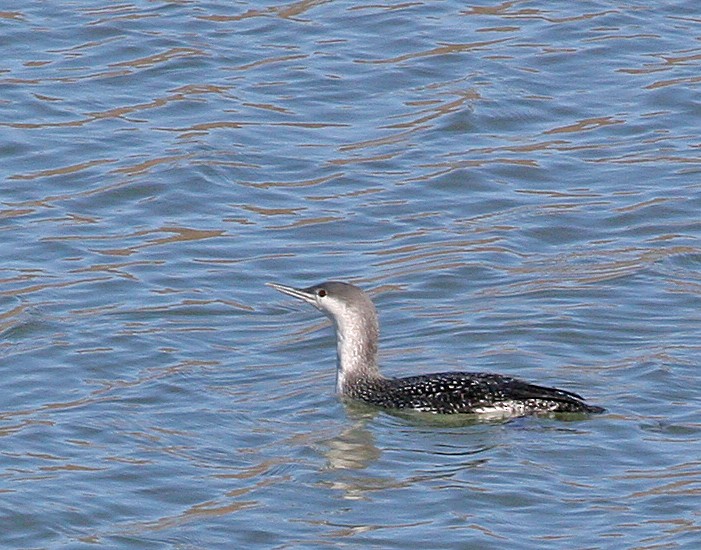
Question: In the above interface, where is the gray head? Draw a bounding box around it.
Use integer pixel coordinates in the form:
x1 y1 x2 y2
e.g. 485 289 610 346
267 281 376 322
268 281 382 391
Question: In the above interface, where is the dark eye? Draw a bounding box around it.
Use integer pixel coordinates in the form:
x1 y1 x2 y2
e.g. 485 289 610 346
317 288 327 298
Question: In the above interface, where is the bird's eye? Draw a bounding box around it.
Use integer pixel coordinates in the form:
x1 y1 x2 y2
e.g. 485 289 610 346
317 289 327 298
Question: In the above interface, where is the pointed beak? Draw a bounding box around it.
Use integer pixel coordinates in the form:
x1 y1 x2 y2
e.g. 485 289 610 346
267 282 316 305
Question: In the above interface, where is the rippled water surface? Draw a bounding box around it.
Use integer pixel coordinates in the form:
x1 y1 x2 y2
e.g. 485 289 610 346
2 1 701 548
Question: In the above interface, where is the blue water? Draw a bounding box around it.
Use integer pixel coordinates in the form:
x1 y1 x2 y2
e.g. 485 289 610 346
2 1 700 548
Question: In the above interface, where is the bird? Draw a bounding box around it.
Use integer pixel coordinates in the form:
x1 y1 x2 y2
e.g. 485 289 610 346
268 281 605 417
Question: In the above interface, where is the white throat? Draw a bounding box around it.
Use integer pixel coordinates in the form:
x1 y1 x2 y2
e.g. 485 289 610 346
330 307 381 393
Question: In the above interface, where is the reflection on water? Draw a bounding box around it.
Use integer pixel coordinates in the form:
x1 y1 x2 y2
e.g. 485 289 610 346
324 420 381 473
1 0 701 548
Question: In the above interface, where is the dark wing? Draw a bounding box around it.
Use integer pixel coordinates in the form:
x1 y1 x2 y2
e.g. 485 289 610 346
378 372 603 414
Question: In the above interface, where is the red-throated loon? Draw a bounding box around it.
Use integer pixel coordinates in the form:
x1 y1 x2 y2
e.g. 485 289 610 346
268 281 605 416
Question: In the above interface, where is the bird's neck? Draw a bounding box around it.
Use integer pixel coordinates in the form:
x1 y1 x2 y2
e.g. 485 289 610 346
333 312 383 394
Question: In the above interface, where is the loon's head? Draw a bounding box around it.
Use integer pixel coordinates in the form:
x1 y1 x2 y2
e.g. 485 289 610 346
267 281 377 327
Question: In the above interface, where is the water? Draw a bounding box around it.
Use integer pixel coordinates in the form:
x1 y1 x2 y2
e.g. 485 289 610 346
2 1 700 547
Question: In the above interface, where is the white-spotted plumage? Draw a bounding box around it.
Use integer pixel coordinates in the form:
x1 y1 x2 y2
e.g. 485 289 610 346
268 281 604 416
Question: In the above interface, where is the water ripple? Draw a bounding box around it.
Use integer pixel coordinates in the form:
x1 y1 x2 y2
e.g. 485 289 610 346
2 1 701 548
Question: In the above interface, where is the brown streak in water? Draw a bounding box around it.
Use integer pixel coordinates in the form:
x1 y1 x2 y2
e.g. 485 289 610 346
0 11 23 20
309 186 383 201
384 89 480 130
171 83 232 96
0 94 178 130
544 116 624 135
0 419 54 437
590 154 701 165
241 172 342 189
132 499 259 533
0 276 112 298
241 205 305 216
81 4 141 18
65 213 100 224
662 52 701 65
463 3 618 24
275 216 344 229
76 347 114 354
69 260 162 281
199 0 331 22
328 152 400 165
39 226 224 258
538 11 618 24
108 10 158 21
188 298 254 312
585 33 659 44
214 459 288 480
173 121 246 132
110 154 192 176
410 157 539 182
198 11 264 22
277 121 348 129
462 2 520 16
32 93 62 102
1 78 41 86
242 101 294 114
46 227 219 245
516 189 604 200
0 304 28 334
0 304 26 323
5 179 141 209
0 271 43 285
359 40 509 65
618 67 668 75
627 479 701 499
615 197 671 213
41 464 105 472
275 0 332 19
169 121 348 135
3 88 209 131
349 3 424 13
145 227 225 246
477 26 520 33
339 128 416 152
234 54 308 71
68 304 121 316
193 158 261 170
109 47 205 69
97 227 225 257
88 96 174 121
645 75 701 90
192 253 296 266
0 208 34 219
472 139 571 154
9 158 117 181
47 35 123 55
